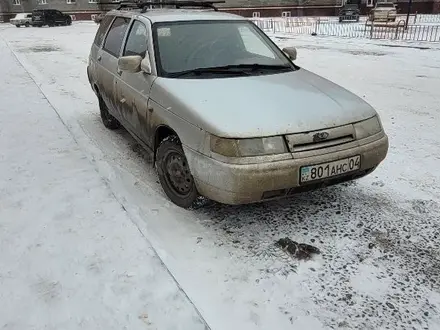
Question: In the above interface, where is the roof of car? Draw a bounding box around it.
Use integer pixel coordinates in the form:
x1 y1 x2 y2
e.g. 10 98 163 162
109 8 244 23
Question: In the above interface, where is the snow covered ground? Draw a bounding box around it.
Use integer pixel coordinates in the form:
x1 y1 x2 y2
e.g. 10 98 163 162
1 22 440 330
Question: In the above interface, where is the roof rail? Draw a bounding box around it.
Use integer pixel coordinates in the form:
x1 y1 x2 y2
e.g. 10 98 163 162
102 0 226 12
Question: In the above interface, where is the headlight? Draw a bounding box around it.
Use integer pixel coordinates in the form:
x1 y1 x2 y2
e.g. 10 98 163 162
210 136 288 157
354 116 382 140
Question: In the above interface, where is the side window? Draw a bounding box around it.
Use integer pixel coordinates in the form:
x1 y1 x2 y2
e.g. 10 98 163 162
93 15 114 47
103 17 130 57
238 26 275 59
123 20 148 58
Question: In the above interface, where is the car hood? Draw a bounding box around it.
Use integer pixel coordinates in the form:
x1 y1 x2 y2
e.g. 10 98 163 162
150 69 377 138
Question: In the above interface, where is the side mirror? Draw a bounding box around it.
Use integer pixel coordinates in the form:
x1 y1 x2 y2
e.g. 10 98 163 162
141 56 152 74
118 55 142 73
282 47 297 61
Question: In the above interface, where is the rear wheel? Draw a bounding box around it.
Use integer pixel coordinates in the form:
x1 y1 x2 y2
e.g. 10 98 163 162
15 24 20 28
156 136 198 208
98 96 121 130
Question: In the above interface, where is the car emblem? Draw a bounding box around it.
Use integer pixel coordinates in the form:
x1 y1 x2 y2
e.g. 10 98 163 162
313 132 330 142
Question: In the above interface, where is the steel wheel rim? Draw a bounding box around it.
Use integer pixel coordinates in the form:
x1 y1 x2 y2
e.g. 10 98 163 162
164 151 193 197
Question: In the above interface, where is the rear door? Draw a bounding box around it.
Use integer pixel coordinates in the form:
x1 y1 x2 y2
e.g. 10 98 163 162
98 16 131 120
115 17 156 143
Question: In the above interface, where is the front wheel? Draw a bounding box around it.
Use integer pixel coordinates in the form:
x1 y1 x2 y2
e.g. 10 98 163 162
15 24 20 28
156 137 198 208
25 22 30 27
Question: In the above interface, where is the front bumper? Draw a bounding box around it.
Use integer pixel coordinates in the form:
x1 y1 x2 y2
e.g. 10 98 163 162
185 134 389 205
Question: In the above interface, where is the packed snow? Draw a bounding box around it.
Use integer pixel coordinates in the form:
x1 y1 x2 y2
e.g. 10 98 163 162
1 21 439 330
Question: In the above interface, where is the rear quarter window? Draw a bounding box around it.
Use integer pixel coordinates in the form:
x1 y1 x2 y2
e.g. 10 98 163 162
93 15 114 47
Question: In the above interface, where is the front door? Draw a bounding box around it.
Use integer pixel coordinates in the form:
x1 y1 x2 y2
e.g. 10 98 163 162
116 18 155 145
54 11 66 24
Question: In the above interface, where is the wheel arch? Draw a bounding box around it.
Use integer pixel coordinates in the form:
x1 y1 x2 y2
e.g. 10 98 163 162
154 125 180 161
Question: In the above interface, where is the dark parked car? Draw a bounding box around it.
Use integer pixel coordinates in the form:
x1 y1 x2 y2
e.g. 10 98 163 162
339 4 360 22
31 9 72 27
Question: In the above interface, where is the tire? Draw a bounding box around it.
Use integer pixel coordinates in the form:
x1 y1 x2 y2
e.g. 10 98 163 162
66 18 72 26
16 24 20 28
98 96 121 130
25 22 30 27
156 136 198 208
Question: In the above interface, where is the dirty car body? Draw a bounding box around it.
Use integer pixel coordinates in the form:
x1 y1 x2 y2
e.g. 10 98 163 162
369 2 397 22
10 13 33 27
87 4 389 207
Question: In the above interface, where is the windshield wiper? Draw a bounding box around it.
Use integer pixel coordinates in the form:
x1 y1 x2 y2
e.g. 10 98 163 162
170 64 292 78
223 64 292 71
171 66 251 78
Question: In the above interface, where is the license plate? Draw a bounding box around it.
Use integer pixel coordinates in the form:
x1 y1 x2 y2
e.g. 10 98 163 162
300 155 361 183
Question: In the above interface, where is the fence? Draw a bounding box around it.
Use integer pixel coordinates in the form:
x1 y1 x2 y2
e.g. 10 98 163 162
414 14 440 24
252 18 440 42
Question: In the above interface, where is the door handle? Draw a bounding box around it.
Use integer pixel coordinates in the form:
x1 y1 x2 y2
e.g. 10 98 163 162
97 55 101 61
120 97 126 104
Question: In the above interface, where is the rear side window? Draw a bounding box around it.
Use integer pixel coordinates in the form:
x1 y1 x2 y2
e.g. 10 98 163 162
123 20 148 58
103 17 130 57
94 15 114 47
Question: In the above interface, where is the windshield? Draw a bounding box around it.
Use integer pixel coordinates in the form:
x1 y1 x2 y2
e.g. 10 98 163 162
15 14 28 19
153 20 294 78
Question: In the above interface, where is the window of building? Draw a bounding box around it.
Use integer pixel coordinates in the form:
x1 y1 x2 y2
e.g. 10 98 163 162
103 17 130 57
367 0 374 7
66 0 76 3
252 12 260 18
39 0 47 4
282 11 291 17
89 0 97 3
123 20 148 58
12 0 21 5
94 15 114 46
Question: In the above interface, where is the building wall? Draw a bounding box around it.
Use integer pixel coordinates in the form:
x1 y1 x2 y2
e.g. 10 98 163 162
1 0 439 21
1 0 105 21
360 0 437 15
220 6 341 17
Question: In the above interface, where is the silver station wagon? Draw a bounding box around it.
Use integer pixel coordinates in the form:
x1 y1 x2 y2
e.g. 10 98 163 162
87 1 389 208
